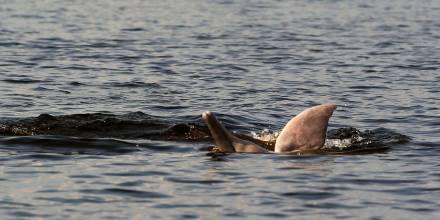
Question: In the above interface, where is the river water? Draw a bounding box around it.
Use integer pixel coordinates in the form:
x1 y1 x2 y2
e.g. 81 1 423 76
1 0 439 219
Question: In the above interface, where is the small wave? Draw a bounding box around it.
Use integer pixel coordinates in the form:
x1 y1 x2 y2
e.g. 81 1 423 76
2 78 47 84
0 112 210 141
79 188 171 199
0 113 409 155
105 81 161 88
0 136 141 155
280 191 340 200
0 136 194 155
250 126 410 154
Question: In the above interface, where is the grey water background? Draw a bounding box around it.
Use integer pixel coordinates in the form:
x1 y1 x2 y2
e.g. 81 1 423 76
1 0 439 219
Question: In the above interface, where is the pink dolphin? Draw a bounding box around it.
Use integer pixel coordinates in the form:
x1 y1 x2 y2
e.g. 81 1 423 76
202 104 337 154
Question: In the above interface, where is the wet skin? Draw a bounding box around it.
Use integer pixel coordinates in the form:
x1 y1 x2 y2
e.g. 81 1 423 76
202 104 337 154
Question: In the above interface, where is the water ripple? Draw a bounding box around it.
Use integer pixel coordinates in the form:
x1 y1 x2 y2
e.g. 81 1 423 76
1 0 439 219
280 191 340 200
165 176 225 184
80 188 171 199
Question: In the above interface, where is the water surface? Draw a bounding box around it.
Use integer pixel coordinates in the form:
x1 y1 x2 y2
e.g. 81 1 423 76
1 0 440 219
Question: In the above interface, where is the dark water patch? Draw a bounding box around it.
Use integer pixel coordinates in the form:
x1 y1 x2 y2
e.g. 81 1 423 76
152 105 188 111
2 78 47 84
105 81 161 88
31 86 71 94
281 208 305 213
0 41 22 47
204 152 228 162
69 174 100 179
103 170 170 177
84 42 121 49
402 199 437 205
411 141 439 148
10 13 44 19
214 63 250 72
107 161 149 166
11 153 71 161
36 189 63 193
259 212 289 218
304 202 362 209
280 191 340 200
25 38 76 50
193 33 229 40
69 81 86 86
80 188 171 199
0 112 210 141
319 186 354 191
254 195 283 206
273 154 323 162
348 85 390 90
220 192 248 197
263 175 288 180
59 89 71 94
373 187 440 196
136 141 194 152
391 206 438 213
427 120 440 126
7 211 50 218
368 51 401 56
179 214 199 219
121 27 147 32
38 65 60 69
0 136 140 155
5 170 61 175
214 171 245 177
32 86 52 91
374 41 396 48
152 203 221 209
117 180 146 187
386 64 438 71
58 64 120 71
150 65 179 75
70 53 143 61
0 201 34 208
328 177 419 185
165 176 225 184
36 196 107 204
35 37 72 42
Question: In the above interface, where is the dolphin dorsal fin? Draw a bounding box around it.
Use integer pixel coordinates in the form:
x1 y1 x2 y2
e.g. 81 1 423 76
275 104 336 153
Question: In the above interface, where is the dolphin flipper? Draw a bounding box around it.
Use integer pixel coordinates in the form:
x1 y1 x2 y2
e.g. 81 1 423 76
202 111 268 153
275 104 337 153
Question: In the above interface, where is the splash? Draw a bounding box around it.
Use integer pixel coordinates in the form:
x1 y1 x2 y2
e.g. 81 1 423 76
0 113 410 154
251 127 410 154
